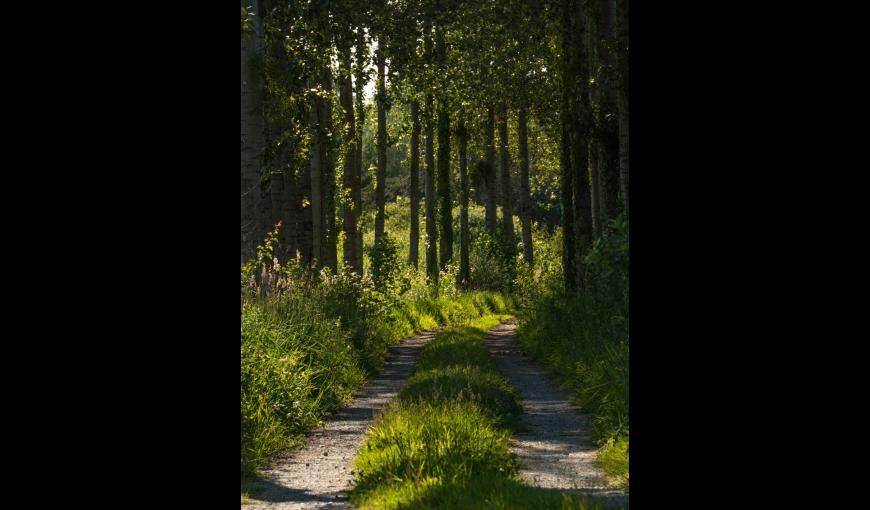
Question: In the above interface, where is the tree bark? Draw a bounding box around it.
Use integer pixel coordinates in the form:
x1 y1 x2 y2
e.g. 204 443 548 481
560 0 577 291
424 20 438 282
340 46 361 274
586 2 602 238
309 80 323 268
354 27 366 270
458 117 470 286
596 0 621 227
518 104 533 265
241 0 265 262
409 101 421 268
571 0 593 271
484 107 497 234
375 46 387 244
437 100 452 269
616 0 629 221
498 104 514 246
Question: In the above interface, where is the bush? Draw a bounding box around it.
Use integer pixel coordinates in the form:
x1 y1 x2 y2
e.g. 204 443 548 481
469 231 517 293
368 236 403 291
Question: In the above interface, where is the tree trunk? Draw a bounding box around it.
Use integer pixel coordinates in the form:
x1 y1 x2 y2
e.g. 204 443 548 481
375 46 387 244
560 0 577 292
320 64 338 273
409 101 421 268
518 104 533 265
340 47 361 274
586 2 602 238
424 21 438 282
241 0 265 262
616 0 629 221
437 101 452 269
309 80 323 268
498 104 514 246
484 107 497 234
263 13 296 262
354 27 367 270
458 117 470 286
571 0 593 272
597 0 621 227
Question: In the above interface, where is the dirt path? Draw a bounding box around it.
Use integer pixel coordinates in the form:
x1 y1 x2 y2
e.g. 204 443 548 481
484 319 629 508
243 329 441 510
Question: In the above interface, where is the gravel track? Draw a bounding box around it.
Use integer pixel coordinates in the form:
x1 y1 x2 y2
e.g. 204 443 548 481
243 329 440 510
484 319 629 508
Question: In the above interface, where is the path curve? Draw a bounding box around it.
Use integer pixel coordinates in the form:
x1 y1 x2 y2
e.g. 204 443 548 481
244 329 441 510
484 319 629 508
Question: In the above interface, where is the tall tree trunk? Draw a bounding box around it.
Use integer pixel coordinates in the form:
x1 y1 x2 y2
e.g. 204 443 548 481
264 13 296 262
436 24 452 270
484 107 497 233
571 0 593 277
340 47 361 274
589 141 601 237
298 118 314 265
321 65 338 272
498 104 514 246
409 101 421 268
354 27 367 270
437 100 452 269
458 117 470 286
241 0 265 262
560 0 577 292
308 0 336 272
424 21 438 282
260 175 273 249
309 80 323 268
616 0 629 221
587 2 602 238
375 46 387 244
518 104 533 265
597 0 621 227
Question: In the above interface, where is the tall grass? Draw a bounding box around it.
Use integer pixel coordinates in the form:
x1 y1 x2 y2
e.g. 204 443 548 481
241 255 512 479
350 316 609 510
515 217 629 490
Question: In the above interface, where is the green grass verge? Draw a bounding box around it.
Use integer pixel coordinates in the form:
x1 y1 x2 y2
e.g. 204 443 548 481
516 293 629 490
350 315 611 509
241 286 512 483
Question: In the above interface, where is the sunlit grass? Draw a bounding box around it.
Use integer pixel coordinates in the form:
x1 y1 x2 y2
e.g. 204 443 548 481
350 316 610 509
241 278 513 489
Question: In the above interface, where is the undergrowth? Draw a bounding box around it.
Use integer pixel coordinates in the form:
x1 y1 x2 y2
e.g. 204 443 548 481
241 228 512 481
515 216 629 490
